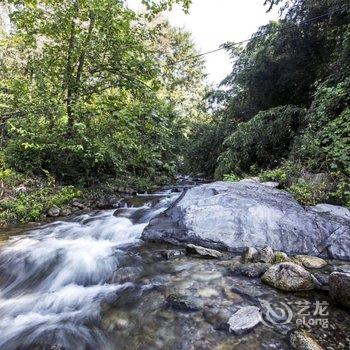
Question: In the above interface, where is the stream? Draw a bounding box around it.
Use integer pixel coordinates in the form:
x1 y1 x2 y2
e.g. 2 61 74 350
0 183 350 349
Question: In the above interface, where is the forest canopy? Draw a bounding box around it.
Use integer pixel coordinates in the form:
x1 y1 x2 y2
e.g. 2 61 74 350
0 0 205 182
186 0 350 207
0 0 349 225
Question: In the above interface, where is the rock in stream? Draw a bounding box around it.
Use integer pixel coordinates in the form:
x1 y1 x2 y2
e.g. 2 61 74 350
143 181 350 260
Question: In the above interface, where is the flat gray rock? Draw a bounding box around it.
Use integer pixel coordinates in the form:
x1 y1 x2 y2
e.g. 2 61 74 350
186 244 223 258
227 306 261 334
261 181 280 188
310 204 350 221
142 181 350 260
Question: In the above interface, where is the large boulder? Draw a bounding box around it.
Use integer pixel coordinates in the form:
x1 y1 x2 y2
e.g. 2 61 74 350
142 181 350 260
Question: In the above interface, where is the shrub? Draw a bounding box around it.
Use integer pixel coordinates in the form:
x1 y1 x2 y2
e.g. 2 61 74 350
185 118 234 178
216 105 306 177
223 173 241 182
259 160 304 187
0 185 81 224
259 168 288 185
329 177 350 208
4 98 180 183
288 179 327 206
293 78 350 176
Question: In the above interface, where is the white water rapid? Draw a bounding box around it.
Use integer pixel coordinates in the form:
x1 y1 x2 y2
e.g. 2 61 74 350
0 190 179 350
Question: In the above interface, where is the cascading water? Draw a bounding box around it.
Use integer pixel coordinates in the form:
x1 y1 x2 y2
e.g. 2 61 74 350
3 181 349 350
0 189 180 350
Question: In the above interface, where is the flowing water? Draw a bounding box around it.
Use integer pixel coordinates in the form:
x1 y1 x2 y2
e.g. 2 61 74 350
0 186 350 350
0 189 181 350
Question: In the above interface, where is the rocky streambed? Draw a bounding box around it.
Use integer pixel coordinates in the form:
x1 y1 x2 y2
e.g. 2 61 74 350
0 179 349 349
101 242 350 349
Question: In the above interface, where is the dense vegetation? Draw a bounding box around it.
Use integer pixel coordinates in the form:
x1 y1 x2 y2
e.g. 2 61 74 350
0 0 208 224
186 0 350 207
0 0 349 225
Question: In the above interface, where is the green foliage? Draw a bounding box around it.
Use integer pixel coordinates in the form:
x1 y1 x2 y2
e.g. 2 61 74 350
0 168 80 225
223 173 241 182
288 179 327 206
217 0 349 122
4 96 181 181
0 1 206 182
184 116 233 177
50 186 81 207
184 0 350 208
216 106 305 177
0 151 5 170
259 168 287 185
293 78 350 176
259 160 304 186
330 179 350 208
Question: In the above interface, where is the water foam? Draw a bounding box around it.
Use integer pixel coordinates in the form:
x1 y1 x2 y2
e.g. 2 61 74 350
0 191 178 349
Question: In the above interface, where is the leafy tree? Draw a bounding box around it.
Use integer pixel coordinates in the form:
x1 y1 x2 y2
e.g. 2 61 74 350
184 0 349 207
0 0 208 182
216 106 306 177
150 20 207 124
218 0 349 122
185 114 233 177
293 78 350 176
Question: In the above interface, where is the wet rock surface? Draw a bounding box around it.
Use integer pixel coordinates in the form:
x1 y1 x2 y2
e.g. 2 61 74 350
274 251 291 263
186 244 223 258
258 246 275 263
1 180 350 350
231 262 270 278
294 255 328 269
227 306 261 335
104 245 350 349
166 293 204 311
47 205 60 217
262 262 315 291
242 247 258 263
289 329 325 350
203 306 231 331
329 272 350 308
143 181 350 260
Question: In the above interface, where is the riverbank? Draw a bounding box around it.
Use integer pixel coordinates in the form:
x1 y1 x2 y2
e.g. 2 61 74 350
0 184 349 349
0 168 172 227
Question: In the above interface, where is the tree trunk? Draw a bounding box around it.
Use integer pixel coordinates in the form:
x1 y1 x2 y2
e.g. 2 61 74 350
65 6 95 136
75 11 95 91
65 1 79 136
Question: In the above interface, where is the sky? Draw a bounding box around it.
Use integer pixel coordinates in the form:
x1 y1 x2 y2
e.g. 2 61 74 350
126 0 281 86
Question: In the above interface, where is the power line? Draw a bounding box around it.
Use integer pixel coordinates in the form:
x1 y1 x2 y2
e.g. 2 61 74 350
168 4 349 66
